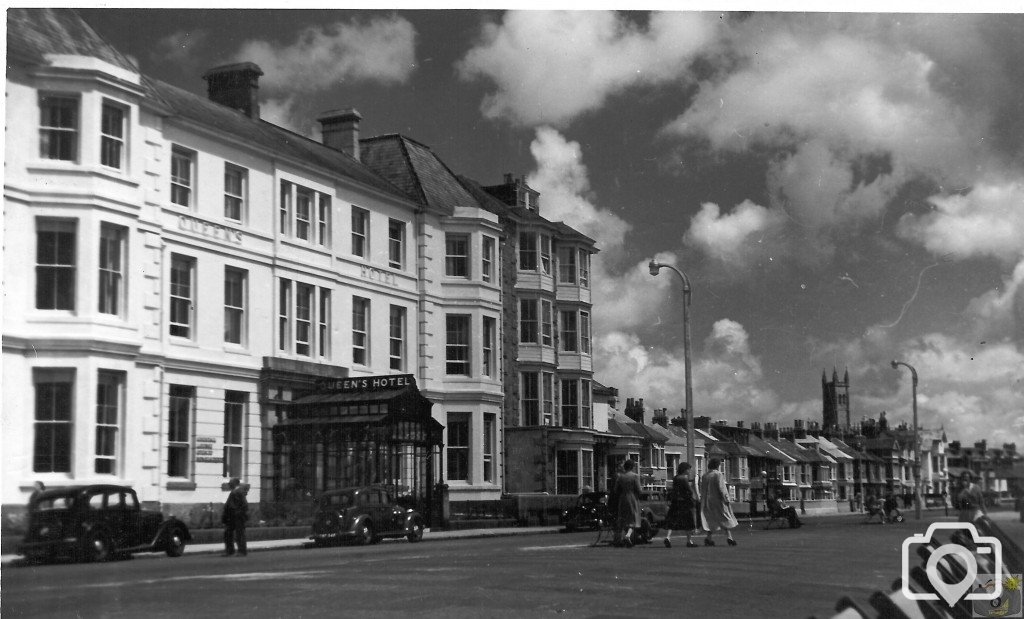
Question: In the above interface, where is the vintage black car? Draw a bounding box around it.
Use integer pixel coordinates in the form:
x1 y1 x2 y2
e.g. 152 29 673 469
18 484 191 563
310 485 425 546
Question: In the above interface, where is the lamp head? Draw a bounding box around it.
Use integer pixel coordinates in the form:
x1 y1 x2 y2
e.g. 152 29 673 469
890 360 899 370
648 260 661 276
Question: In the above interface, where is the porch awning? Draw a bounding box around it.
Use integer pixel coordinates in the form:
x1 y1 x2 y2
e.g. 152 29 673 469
276 414 388 426
292 389 408 405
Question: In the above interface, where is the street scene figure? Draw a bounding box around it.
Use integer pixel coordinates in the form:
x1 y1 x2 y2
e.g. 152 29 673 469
700 458 738 546
882 491 904 523
614 459 642 548
28 481 45 506
955 471 986 523
768 494 802 529
662 462 698 548
222 478 249 557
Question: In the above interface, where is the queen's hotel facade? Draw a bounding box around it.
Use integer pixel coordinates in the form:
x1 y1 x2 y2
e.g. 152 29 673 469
3 9 609 526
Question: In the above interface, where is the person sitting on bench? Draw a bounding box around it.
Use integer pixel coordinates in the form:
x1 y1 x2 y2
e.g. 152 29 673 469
769 494 802 528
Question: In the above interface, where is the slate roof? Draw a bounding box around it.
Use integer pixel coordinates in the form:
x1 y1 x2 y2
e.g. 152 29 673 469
607 418 641 437
8 8 137 73
9 8 415 207
361 135 479 217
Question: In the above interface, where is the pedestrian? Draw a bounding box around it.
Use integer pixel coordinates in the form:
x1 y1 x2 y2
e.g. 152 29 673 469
28 481 45 506
955 471 985 523
941 490 949 517
613 459 642 548
769 494 802 528
700 457 738 546
222 478 249 557
608 460 625 545
854 492 863 513
662 462 698 548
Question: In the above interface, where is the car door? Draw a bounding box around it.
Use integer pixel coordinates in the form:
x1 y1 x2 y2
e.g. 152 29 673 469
366 489 389 534
384 490 406 534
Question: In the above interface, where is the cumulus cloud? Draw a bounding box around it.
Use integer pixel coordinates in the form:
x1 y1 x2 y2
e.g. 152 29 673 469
683 199 788 269
897 182 1024 264
457 11 716 126
151 29 211 73
963 260 1024 345
233 15 416 93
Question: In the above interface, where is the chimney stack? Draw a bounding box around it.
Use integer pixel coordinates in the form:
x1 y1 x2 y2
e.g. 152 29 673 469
318 108 363 159
203 62 263 119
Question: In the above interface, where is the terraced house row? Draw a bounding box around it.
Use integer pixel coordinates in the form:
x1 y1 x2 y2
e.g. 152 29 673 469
3 9 610 526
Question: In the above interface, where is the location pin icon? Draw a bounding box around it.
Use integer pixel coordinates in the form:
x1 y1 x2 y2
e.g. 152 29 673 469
925 545 979 607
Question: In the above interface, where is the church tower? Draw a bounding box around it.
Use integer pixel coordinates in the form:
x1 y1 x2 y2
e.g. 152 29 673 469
822 367 851 430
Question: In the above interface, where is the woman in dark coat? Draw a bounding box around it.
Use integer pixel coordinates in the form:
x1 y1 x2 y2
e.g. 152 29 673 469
614 459 642 547
662 462 698 548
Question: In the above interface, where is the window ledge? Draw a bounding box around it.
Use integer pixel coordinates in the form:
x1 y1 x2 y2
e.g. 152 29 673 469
166 481 197 491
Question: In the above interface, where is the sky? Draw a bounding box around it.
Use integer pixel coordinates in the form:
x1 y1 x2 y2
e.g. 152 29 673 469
74 8 1024 448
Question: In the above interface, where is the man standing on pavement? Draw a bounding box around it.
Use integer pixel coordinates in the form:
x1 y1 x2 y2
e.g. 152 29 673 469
222 478 249 557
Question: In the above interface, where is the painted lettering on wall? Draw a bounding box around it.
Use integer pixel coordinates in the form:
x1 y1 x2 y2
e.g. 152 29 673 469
360 265 397 287
195 435 222 463
178 215 243 245
315 374 415 392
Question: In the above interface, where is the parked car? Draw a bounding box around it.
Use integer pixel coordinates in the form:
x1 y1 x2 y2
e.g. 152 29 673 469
18 484 191 563
310 485 425 546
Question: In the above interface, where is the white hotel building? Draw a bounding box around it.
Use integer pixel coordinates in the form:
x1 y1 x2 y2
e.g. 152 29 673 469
3 9 504 523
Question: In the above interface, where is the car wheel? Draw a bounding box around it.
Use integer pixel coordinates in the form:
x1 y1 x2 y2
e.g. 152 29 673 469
355 522 374 545
82 531 113 562
165 527 187 557
407 520 424 543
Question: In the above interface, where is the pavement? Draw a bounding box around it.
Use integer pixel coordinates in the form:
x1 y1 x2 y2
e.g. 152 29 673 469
5 507 1020 566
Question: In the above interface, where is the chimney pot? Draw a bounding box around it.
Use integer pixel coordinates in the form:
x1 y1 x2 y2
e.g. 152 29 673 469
203 62 263 119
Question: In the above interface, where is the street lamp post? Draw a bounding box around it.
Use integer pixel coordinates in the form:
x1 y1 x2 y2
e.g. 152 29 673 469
891 359 922 521
649 260 695 474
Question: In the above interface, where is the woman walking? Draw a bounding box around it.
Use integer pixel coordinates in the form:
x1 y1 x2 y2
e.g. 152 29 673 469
614 459 642 547
700 458 738 546
663 462 698 548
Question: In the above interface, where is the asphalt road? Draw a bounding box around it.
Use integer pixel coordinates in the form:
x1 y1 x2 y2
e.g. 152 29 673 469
0 513 977 618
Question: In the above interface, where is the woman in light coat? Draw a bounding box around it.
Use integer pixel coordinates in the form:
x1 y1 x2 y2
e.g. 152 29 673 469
614 459 642 547
700 457 738 546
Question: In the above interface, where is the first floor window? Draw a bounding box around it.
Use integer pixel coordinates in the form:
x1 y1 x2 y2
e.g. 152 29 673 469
39 95 78 161
446 315 470 375
98 224 125 316
560 310 578 352
296 284 313 356
224 267 247 345
580 312 591 354
280 181 292 236
521 373 539 426
542 372 554 426
581 379 592 428
318 195 331 247
389 305 406 371
558 246 577 283
223 391 246 479
519 232 537 271
580 252 591 288
296 188 312 241
482 236 495 283
36 219 76 310
483 414 496 483
167 384 194 478
482 317 496 378
95 371 123 475
541 300 553 347
557 450 580 495
519 299 538 344
33 369 74 473
447 414 469 481
319 289 331 358
352 297 369 365
278 279 291 352
561 379 579 427
169 254 194 338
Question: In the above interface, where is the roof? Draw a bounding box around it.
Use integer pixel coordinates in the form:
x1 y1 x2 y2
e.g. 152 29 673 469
361 134 480 216
607 418 641 437
9 9 415 207
7 8 138 73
